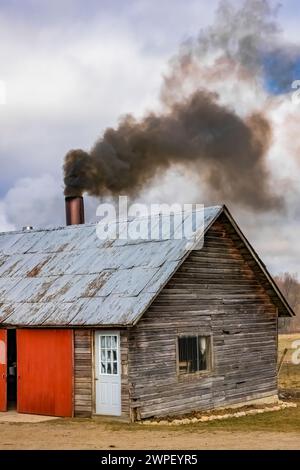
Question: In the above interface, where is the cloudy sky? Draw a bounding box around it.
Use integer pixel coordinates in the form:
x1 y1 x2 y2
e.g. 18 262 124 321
0 0 300 276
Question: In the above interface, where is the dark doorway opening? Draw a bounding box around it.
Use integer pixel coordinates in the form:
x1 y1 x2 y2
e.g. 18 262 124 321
7 329 17 409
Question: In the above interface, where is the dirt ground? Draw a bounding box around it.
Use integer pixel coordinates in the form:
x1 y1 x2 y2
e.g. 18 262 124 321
0 404 300 450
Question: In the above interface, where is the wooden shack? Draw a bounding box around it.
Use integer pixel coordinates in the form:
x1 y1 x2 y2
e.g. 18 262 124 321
0 205 294 420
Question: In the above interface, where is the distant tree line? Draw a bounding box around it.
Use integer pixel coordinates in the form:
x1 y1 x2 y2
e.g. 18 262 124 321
275 273 300 333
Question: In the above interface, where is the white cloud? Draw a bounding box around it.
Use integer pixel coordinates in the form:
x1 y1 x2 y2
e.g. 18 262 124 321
0 202 15 232
1 174 64 229
0 0 300 277
0 7 176 185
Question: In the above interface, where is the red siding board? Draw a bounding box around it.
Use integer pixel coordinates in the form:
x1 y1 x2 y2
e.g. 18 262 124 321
0 329 7 412
17 329 73 417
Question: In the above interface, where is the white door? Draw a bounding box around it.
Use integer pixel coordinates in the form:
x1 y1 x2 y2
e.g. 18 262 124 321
95 331 121 416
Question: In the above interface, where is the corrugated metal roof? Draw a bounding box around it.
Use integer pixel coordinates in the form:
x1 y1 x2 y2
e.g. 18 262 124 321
0 206 223 326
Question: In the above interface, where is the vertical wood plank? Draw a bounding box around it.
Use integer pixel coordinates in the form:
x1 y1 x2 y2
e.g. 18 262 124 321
74 329 93 418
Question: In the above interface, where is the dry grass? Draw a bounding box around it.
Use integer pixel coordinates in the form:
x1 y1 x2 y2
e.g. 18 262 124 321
107 402 300 433
278 334 300 390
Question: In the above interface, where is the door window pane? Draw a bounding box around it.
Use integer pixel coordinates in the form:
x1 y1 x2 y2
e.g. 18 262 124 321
99 335 119 375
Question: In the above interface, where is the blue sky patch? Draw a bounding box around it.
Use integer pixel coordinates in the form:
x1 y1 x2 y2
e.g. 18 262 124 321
262 48 300 95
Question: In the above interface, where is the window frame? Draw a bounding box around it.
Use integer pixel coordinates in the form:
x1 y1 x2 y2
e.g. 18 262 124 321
176 333 213 378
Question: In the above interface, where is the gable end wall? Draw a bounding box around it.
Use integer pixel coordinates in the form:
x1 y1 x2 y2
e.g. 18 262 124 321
127 217 278 419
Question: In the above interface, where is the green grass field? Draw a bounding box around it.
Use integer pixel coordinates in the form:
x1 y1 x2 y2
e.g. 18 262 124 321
278 334 300 390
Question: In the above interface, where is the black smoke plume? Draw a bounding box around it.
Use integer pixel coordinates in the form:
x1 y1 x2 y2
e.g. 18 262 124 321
64 0 293 211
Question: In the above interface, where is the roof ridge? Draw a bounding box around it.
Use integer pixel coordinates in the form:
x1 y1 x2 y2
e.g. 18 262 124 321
0 205 223 236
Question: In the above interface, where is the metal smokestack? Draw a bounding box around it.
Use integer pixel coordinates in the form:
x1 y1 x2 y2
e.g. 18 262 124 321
65 196 85 226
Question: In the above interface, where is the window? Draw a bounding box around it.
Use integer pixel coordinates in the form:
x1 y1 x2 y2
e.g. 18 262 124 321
99 335 118 375
177 335 211 375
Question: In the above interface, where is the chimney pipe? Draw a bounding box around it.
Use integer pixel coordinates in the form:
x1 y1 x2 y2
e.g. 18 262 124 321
65 196 85 226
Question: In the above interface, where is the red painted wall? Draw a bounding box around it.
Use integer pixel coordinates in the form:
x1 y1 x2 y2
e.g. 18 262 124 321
17 329 73 417
0 329 7 412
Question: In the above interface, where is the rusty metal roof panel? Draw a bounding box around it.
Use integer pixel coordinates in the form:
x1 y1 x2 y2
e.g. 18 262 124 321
28 225 97 253
0 206 223 326
0 277 20 302
0 254 23 277
0 253 52 278
0 232 24 254
142 261 182 294
93 267 158 297
67 294 155 326
0 231 46 255
2 301 56 326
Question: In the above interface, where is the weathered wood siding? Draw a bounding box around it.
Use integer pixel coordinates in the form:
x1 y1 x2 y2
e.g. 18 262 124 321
74 329 93 417
73 329 130 419
120 330 131 419
128 216 278 419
